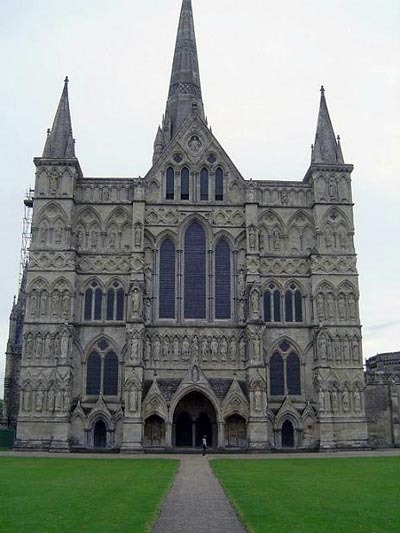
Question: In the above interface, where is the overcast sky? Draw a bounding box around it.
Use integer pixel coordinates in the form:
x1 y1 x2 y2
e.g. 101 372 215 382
0 0 399 396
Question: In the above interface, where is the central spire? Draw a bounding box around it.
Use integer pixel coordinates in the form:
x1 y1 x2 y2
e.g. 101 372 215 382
154 0 205 162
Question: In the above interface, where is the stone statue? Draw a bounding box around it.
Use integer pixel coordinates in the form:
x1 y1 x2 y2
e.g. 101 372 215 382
229 338 237 363
318 335 327 361
329 178 337 200
163 336 170 360
324 226 333 248
40 291 48 316
250 289 260 319
52 291 61 316
173 337 180 362
239 336 246 362
60 331 69 360
25 335 33 358
248 226 256 250
331 390 338 412
272 229 281 251
319 390 326 412
47 388 55 413
131 287 142 318
134 224 143 247
348 295 357 319
317 293 325 320
62 292 71 317
338 295 346 319
211 337 218 362
36 336 43 359
144 337 151 362
153 337 161 362
255 389 262 412
354 391 362 413
192 365 199 383
342 391 350 413
252 336 261 363
128 386 138 412
327 294 335 319
182 337 190 361
130 334 140 363
220 337 228 362
201 337 208 362
30 292 38 316
36 389 44 413
352 341 360 362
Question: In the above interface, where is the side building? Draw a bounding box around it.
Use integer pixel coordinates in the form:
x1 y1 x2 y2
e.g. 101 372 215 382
4 0 368 451
365 352 400 448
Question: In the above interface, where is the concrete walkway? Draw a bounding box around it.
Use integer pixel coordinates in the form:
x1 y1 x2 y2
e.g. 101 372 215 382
152 455 246 533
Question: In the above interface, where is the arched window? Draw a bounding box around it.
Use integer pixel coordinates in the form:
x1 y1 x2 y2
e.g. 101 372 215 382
215 168 224 201
286 353 301 395
184 221 206 319
215 239 231 319
285 284 303 322
200 168 209 201
166 167 175 200
86 352 101 395
103 352 119 395
270 353 284 396
106 282 124 321
159 239 176 319
84 281 103 321
181 167 190 200
264 284 282 322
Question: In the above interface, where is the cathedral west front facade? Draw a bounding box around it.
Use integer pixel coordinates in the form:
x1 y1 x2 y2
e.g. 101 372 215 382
3 0 369 451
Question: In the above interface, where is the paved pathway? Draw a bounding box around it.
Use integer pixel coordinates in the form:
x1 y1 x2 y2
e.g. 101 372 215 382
152 455 246 533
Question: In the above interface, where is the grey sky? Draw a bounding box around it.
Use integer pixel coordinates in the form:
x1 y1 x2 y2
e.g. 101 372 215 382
1 0 399 395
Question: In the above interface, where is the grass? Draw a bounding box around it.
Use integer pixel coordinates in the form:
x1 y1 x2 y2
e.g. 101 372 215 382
0 458 178 533
211 457 400 533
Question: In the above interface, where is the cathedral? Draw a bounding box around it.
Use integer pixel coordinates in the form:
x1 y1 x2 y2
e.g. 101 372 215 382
2 0 369 451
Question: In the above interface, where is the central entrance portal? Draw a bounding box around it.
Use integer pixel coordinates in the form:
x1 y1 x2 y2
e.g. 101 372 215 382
173 391 217 448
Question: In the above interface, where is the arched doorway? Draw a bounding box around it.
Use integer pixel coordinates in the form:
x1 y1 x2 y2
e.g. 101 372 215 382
144 415 166 447
94 420 107 448
225 415 247 448
173 391 217 448
282 420 295 448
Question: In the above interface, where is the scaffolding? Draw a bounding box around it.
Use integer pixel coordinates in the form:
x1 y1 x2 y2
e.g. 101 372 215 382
19 188 34 287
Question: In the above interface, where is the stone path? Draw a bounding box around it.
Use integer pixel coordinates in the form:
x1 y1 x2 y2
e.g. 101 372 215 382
152 455 246 533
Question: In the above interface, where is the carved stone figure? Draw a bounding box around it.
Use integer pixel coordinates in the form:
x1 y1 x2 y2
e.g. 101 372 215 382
252 336 261 363
250 289 260 319
192 365 199 383
220 337 228 362
319 390 326 412
36 336 43 359
163 336 170 360
352 340 360 362
52 291 61 316
30 292 38 316
60 331 69 359
329 178 338 200
331 390 339 412
130 334 140 363
62 292 71 317
134 224 143 247
342 390 350 413
327 293 335 319
338 294 346 319
343 339 350 362
144 337 151 362
348 295 357 319
173 337 180 362
211 337 218 362
239 336 246 362
229 338 237 363
182 337 190 361
317 294 325 320
128 386 138 413
192 336 199 361
47 388 55 412
248 226 256 250
131 287 142 318
272 229 281 251
354 391 362 413
254 389 262 412
324 226 333 248
36 389 44 413
153 337 161 362
25 335 34 358
40 291 49 316
319 335 327 361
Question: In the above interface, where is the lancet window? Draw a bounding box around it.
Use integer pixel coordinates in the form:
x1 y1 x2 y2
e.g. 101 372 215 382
184 221 206 318
166 167 175 200
215 168 224 201
285 284 303 322
181 167 190 200
84 281 103 321
106 281 125 321
264 284 282 322
159 238 176 319
200 168 209 201
86 339 119 397
269 342 301 396
215 239 231 319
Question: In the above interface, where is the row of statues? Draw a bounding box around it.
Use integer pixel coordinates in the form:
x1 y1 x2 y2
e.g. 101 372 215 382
29 289 71 320
318 388 362 414
20 386 70 415
317 333 361 364
316 291 357 322
24 330 71 361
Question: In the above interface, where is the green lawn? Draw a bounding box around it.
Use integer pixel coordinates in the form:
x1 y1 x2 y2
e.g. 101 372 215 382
212 457 400 533
0 458 178 533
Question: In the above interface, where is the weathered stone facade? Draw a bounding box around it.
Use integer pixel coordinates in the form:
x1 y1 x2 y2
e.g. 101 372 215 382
365 353 400 448
3 0 369 451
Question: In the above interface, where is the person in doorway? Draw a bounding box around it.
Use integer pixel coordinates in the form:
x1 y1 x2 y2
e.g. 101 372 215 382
202 435 207 456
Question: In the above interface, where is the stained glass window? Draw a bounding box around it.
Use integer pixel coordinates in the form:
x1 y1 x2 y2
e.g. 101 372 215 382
215 239 231 319
287 353 301 395
264 291 272 322
274 290 281 321
103 352 119 395
159 239 176 319
181 167 190 200
295 290 302 322
215 168 223 201
106 289 115 320
86 352 101 395
166 167 174 200
116 288 124 321
264 287 281 322
200 168 209 201
184 222 206 319
270 353 284 395
84 289 92 320
94 288 102 320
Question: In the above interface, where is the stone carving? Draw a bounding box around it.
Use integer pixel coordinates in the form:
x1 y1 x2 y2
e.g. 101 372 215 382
130 285 143 319
250 288 260 320
248 225 257 251
188 135 202 153
260 258 309 276
76 184 133 204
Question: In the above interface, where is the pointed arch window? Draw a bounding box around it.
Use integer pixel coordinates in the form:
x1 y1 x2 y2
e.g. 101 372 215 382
184 221 206 319
86 352 101 395
200 168 209 201
84 281 103 321
181 167 190 200
106 282 125 321
270 353 284 396
285 284 303 322
215 168 224 201
166 167 175 200
286 353 301 395
159 238 176 319
215 239 231 319
103 352 119 395
86 340 120 397
264 284 282 322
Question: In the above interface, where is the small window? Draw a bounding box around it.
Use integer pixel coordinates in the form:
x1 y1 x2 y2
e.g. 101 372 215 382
285 284 303 323
85 282 103 321
181 167 190 200
166 167 175 200
215 168 223 201
200 168 209 201
264 285 281 323
106 283 125 321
